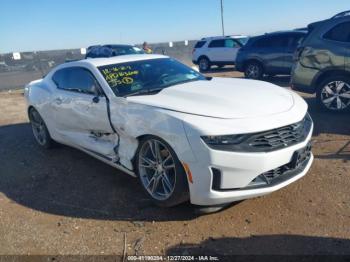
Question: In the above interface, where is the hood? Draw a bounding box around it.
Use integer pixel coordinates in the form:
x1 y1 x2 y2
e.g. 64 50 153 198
127 78 295 119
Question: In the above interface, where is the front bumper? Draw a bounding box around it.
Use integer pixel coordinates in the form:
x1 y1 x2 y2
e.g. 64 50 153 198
234 60 244 72
186 123 313 206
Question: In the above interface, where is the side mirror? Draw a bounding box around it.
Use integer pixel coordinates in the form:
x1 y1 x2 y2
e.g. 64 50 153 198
92 96 100 103
90 84 102 103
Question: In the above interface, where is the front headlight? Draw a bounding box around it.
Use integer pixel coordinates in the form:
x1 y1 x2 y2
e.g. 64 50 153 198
201 134 248 147
201 113 312 152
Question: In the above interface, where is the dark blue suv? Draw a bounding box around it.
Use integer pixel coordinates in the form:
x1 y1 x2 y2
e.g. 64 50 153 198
235 31 307 79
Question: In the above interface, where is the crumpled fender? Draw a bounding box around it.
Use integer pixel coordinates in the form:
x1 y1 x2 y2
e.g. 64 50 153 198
109 97 197 170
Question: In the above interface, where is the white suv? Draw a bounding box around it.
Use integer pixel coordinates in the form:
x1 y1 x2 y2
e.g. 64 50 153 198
192 35 249 72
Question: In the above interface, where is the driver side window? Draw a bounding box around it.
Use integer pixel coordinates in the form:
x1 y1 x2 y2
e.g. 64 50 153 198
52 67 100 95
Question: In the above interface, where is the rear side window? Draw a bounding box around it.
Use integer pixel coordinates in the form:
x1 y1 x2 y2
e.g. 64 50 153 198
208 39 225 48
323 22 350 43
224 39 240 48
52 67 98 95
252 35 289 48
194 41 206 48
236 37 249 46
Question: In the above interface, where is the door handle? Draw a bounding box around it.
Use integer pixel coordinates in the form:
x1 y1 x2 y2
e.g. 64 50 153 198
54 98 62 105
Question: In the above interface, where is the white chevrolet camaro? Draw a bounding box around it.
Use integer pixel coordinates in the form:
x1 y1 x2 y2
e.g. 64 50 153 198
25 54 313 208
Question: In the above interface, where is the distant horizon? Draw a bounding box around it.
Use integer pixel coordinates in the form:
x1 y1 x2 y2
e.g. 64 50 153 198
1 0 349 53
0 24 304 54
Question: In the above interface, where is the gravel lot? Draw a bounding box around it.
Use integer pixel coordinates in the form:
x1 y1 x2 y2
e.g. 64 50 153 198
0 69 349 259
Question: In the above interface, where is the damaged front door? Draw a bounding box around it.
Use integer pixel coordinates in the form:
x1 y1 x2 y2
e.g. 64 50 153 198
51 67 117 158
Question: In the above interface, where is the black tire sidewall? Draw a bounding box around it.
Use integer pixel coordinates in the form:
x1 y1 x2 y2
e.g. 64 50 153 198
134 136 189 207
316 75 350 113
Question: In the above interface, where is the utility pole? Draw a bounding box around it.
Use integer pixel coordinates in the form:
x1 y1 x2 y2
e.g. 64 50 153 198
220 0 225 36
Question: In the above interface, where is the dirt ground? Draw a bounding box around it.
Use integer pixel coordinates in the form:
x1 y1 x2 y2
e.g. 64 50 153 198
0 69 349 259
0 71 43 91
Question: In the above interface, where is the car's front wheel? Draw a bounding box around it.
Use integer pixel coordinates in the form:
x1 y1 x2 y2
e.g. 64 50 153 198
317 76 350 112
135 136 189 207
28 108 54 148
244 62 263 79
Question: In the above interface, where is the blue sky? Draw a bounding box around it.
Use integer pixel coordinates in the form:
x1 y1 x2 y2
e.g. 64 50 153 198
1 0 349 53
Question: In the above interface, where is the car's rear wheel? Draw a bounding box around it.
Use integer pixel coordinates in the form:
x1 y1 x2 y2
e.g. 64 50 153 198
317 76 350 112
135 136 189 207
244 62 263 79
198 57 211 72
29 108 54 148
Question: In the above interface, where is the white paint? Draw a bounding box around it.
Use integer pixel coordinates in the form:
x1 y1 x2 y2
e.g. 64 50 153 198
13 52 21 60
191 66 199 72
24 54 313 206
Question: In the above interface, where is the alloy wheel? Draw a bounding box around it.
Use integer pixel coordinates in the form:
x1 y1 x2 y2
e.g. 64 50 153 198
199 58 209 71
321 81 350 111
30 110 47 146
138 139 176 201
246 64 260 79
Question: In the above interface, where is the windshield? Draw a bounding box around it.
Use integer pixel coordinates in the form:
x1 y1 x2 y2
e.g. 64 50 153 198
98 58 206 97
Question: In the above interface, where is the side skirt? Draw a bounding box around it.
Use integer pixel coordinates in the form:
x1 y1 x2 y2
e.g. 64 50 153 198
75 145 137 177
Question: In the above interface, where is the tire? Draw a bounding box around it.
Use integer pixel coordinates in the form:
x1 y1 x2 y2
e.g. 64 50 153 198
28 108 54 149
316 75 350 112
244 61 263 79
135 136 189 207
198 57 211 72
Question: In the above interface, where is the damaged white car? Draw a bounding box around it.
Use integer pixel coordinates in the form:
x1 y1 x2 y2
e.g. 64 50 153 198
25 54 313 207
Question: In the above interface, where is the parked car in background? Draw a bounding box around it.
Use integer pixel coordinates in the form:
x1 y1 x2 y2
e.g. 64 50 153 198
86 44 144 58
291 11 350 112
192 35 249 72
235 31 307 79
24 54 313 208
0 62 10 72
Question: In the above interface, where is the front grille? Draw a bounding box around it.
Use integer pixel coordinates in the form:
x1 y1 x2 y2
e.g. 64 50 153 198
249 142 312 188
245 114 312 152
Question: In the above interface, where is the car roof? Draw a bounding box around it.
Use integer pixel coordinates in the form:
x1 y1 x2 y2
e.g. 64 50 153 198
200 35 248 41
67 54 168 68
248 30 307 41
332 10 350 19
265 30 307 35
87 44 135 49
308 15 350 30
